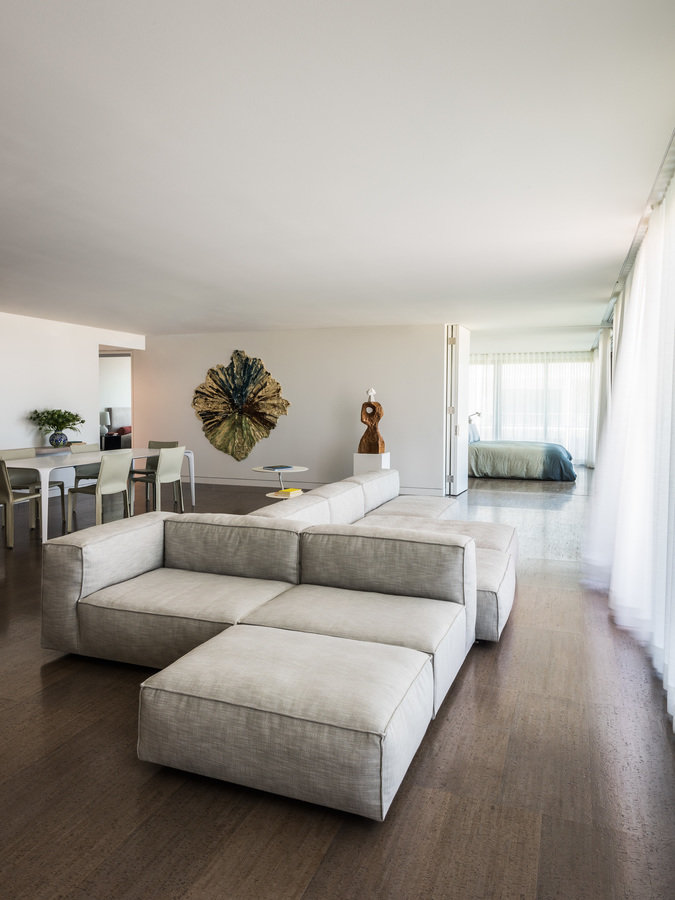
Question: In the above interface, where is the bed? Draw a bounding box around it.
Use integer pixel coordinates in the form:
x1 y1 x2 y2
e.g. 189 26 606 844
468 439 577 482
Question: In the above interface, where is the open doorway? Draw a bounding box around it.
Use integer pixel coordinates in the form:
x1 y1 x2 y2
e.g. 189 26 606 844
99 352 132 449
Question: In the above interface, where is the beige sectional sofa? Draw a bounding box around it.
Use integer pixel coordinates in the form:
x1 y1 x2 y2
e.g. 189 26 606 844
40 468 516 820
249 469 517 642
43 510 476 820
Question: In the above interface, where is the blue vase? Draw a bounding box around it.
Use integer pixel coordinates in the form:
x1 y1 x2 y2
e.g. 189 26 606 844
49 431 68 447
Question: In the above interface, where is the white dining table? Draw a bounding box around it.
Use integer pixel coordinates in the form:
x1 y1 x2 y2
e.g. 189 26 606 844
5 447 195 542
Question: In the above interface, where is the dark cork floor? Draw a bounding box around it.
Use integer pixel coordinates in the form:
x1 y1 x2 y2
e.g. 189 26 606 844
1 472 674 899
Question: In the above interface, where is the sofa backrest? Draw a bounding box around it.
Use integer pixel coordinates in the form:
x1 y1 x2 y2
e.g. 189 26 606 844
304 481 365 523
344 469 400 513
248 494 331 524
250 469 400 524
164 514 303 583
300 522 476 608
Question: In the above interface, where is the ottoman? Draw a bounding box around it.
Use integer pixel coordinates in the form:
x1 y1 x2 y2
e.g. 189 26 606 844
137 624 433 820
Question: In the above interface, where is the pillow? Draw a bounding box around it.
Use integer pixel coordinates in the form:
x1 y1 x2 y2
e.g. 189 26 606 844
468 423 480 443
117 426 132 435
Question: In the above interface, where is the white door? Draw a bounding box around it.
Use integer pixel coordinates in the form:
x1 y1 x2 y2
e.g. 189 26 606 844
446 324 470 495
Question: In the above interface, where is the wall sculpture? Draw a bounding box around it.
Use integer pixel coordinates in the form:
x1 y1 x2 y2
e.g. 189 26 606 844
192 349 290 461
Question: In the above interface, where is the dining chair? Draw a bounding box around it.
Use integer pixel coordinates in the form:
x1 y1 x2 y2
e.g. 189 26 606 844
0 447 65 526
129 441 179 509
129 446 185 515
67 450 133 532
0 460 43 548
72 442 104 504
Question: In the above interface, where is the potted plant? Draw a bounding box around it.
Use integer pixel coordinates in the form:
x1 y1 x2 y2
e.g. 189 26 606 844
29 408 86 447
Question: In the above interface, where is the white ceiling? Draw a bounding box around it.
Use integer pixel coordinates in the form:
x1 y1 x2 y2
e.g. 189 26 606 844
1 1 674 349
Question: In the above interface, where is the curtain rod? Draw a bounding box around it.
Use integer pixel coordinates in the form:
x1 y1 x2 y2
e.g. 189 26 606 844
605 127 675 323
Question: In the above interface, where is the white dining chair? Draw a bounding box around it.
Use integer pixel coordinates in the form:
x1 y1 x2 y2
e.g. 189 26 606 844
0 447 65 526
0 460 43 548
71 441 104 494
129 446 185 514
128 440 179 509
67 450 133 532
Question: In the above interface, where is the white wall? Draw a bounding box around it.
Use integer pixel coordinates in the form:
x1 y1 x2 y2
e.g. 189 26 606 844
99 355 132 408
133 325 448 493
0 312 144 448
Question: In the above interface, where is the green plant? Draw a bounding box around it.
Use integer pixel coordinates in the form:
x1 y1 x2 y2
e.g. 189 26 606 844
28 408 85 434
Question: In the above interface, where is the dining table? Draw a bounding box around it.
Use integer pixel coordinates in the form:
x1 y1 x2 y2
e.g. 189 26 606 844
5 446 195 542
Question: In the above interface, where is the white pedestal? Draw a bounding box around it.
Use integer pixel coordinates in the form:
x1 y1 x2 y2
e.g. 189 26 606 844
353 452 391 475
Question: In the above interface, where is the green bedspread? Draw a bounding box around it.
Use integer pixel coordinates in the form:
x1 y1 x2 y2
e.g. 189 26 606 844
469 441 577 481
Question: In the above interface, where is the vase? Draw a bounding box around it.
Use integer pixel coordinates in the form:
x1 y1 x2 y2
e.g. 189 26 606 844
49 431 68 448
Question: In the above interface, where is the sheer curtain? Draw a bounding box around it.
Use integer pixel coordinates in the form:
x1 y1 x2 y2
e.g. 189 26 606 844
584 182 675 731
469 352 594 462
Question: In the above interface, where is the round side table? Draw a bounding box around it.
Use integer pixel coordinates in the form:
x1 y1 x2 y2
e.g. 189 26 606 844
252 465 308 498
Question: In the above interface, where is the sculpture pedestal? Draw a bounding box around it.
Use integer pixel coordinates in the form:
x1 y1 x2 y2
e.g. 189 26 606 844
353 452 391 476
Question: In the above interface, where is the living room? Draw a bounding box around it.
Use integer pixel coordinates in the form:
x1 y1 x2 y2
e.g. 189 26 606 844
1 3 675 898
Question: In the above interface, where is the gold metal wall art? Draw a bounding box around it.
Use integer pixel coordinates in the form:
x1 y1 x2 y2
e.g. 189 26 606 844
192 350 290 461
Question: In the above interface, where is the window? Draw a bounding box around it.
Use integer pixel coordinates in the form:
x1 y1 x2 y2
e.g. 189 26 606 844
469 352 594 462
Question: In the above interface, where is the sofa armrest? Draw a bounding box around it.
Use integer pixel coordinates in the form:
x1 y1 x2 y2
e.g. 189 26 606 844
41 512 171 653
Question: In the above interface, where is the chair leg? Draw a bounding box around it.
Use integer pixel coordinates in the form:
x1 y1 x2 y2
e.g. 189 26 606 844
174 479 184 513
58 484 66 523
123 490 130 520
95 494 103 526
5 503 14 549
67 492 75 533
129 480 135 517
28 490 37 530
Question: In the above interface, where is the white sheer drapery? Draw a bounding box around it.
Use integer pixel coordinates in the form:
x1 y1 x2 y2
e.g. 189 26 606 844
584 183 675 731
469 352 594 462
588 329 612 468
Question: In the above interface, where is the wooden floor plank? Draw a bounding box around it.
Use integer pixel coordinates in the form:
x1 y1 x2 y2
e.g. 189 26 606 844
500 691 593 825
303 787 541 900
411 661 519 802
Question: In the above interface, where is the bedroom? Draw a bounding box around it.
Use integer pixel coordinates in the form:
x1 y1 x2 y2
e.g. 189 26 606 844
466 349 596 483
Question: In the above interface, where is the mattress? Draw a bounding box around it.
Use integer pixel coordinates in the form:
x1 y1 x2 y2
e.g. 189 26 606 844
469 440 576 481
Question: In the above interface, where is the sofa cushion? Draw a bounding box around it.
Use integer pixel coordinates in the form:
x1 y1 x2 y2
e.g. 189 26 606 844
301 523 476 610
355 515 518 558
344 469 400 513
306 481 365 524
164 514 302 583
242 583 466 714
138 624 433 820
448 520 518 561
366 495 458 519
248 494 331 525
78 568 292 668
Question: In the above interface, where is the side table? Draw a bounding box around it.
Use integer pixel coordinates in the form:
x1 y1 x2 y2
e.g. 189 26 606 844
252 465 308 498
